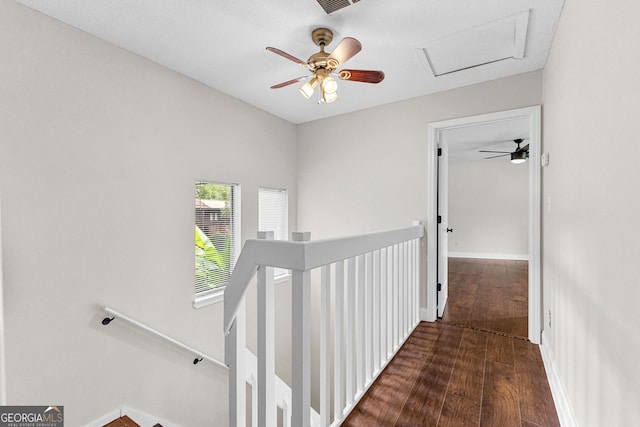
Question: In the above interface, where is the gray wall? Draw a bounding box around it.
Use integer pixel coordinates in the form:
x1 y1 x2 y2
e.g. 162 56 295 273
1 2 297 425
297 70 542 299
448 160 528 258
541 0 640 425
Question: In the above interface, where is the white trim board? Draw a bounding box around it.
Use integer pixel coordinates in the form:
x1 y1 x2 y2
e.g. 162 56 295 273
426 105 542 343
540 331 578 427
0 196 5 405
448 252 529 261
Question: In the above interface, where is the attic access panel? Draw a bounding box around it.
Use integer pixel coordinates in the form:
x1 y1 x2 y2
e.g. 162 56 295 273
315 0 361 14
420 11 530 77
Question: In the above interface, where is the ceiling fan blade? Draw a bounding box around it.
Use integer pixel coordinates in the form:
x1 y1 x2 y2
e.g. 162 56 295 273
479 150 511 154
338 69 385 84
327 37 362 67
270 76 309 89
484 154 510 159
266 47 310 68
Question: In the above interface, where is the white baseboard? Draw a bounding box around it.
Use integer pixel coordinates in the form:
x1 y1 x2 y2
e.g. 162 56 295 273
84 406 177 427
448 251 529 261
540 331 578 427
420 307 434 322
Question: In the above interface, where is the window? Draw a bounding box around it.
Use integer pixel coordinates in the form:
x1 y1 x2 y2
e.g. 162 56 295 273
194 181 240 305
258 187 288 279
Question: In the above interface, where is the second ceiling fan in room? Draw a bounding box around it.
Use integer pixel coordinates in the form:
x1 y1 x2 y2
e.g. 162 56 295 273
480 138 529 163
267 27 385 104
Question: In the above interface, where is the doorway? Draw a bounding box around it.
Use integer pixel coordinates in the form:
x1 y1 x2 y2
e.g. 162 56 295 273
425 106 542 344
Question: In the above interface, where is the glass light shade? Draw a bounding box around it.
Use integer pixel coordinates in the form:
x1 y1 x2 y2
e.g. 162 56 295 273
323 90 338 103
322 77 338 94
299 78 318 99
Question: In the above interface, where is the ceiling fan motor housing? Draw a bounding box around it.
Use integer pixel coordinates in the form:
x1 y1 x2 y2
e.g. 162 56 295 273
311 27 334 47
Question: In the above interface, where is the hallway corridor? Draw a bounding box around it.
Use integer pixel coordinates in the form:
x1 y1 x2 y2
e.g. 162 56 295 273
343 258 558 426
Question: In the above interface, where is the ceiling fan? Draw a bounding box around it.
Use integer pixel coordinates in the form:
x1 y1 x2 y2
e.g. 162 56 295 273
266 28 385 104
480 138 529 164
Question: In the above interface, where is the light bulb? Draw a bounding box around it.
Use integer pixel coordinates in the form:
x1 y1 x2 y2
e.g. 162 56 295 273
299 78 318 99
322 77 338 94
323 90 338 103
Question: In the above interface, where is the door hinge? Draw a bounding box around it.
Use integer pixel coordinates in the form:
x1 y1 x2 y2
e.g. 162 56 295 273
437 215 442 224
437 148 442 156
437 282 442 292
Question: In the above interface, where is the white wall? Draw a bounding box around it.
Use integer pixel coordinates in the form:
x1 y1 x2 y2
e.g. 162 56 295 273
0 1 297 425
542 0 640 426
297 71 542 292
448 160 528 258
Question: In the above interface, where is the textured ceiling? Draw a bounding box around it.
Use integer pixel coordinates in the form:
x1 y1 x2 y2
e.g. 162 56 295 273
15 0 564 124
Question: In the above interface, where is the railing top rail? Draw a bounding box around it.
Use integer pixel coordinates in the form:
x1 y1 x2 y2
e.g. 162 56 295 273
224 223 423 334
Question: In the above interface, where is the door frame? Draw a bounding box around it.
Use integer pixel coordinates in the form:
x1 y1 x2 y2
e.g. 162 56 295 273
425 105 542 344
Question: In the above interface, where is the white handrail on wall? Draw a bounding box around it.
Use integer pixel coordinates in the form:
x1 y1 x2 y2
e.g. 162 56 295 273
100 305 308 426
101 306 227 369
224 223 424 427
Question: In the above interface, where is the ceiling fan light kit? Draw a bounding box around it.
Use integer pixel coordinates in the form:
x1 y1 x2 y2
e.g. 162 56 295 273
510 150 528 164
267 27 384 104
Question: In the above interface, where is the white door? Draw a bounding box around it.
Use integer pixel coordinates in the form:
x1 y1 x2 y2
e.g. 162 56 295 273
437 143 449 318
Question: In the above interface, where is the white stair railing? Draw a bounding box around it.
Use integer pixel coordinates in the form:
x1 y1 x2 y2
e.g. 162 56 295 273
224 223 424 427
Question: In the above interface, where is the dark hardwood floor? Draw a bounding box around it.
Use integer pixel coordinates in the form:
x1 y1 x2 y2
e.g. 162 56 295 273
442 258 528 339
343 258 559 426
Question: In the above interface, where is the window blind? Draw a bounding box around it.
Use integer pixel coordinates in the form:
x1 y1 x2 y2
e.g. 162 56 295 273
258 187 288 278
195 182 239 295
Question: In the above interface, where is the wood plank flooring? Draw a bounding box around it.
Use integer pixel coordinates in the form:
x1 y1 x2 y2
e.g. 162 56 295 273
343 259 559 426
343 322 559 427
442 258 528 339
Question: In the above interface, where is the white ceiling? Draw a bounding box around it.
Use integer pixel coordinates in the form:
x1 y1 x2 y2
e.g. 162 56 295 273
443 117 530 162
15 0 564 124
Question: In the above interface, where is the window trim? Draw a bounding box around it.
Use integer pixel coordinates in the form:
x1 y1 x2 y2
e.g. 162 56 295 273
193 286 225 308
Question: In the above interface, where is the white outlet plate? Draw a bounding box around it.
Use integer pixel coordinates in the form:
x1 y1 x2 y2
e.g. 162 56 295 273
541 152 550 167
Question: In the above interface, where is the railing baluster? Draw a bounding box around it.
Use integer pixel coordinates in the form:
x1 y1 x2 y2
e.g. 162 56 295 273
334 261 345 420
320 265 331 427
356 254 365 393
346 257 356 405
393 244 400 351
226 301 246 427
380 248 387 364
406 242 411 335
291 231 311 427
412 239 420 323
409 240 414 326
281 401 289 427
386 247 393 358
251 375 258 427
373 250 381 372
257 231 276 427
401 241 407 338
365 251 373 382
404 242 409 337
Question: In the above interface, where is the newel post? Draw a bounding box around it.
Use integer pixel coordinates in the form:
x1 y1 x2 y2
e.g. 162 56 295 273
291 231 311 427
257 231 276 427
